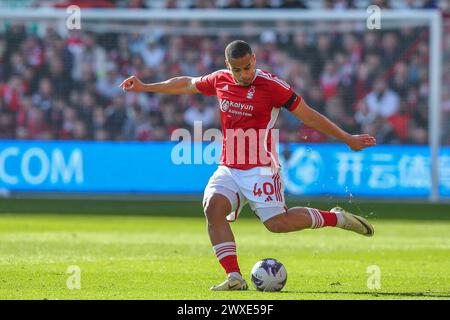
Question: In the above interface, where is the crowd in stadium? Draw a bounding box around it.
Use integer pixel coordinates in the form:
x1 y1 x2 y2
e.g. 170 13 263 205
0 0 449 145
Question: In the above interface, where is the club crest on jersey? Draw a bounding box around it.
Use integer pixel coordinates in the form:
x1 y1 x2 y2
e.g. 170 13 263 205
247 86 256 99
220 99 230 112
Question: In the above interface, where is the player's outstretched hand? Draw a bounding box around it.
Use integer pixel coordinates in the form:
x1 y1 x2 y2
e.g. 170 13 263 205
120 75 145 92
346 134 376 151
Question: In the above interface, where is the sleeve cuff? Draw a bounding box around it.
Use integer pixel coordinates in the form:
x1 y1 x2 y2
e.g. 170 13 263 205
282 92 301 112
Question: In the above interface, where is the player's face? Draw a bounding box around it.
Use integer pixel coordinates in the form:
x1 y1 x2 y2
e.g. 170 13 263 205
226 53 256 86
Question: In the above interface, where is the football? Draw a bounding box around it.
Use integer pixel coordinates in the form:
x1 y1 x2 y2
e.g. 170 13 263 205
250 258 287 292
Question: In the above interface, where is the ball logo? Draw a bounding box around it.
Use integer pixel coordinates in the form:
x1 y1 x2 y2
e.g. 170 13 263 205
220 99 230 112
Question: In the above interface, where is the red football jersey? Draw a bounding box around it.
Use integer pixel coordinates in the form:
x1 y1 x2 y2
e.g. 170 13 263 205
195 69 301 170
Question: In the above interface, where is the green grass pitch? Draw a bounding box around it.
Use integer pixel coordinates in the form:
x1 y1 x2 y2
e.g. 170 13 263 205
0 199 449 300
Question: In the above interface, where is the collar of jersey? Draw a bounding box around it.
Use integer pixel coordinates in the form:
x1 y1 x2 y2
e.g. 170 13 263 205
224 68 259 86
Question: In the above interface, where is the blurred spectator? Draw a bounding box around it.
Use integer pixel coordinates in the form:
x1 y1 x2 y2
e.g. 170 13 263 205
92 107 108 139
0 94 15 138
22 36 44 69
96 63 124 101
0 75 26 112
77 92 96 137
53 0 115 8
324 96 359 134
390 62 410 99
304 86 325 115
0 111 15 139
184 96 216 129
381 32 400 67
371 0 391 9
223 0 244 9
4 52 28 80
140 38 166 69
288 32 316 69
61 107 79 139
165 0 178 9
355 100 376 129
105 94 128 140
32 78 54 113
250 0 273 9
0 35 6 79
422 0 438 9
4 24 26 54
133 108 151 141
387 101 412 143
365 77 400 118
364 115 398 144
310 34 334 80
127 0 148 8
411 103 428 135
46 98 65 137
320 61 340 101
72 33 108 81
399 0 420 9
26 105 53 140
279 0 308 9
47 58 72 99
189 0 217 9
324 0 356 10
73 120 89 140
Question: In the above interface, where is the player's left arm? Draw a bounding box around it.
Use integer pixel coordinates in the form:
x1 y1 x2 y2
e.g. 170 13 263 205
289 99 377 151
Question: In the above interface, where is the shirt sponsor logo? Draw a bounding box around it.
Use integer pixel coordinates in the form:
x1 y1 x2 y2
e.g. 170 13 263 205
219 99 254 116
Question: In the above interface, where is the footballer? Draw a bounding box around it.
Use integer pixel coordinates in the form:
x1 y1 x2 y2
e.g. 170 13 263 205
121 40 376 291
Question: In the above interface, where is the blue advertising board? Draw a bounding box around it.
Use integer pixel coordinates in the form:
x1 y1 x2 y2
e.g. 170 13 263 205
0 140 449 197
279 144 450 197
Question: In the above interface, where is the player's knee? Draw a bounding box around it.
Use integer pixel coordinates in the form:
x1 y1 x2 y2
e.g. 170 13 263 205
203 203 217 221
264 214 289 233
203 205 227 224
203 195 229 222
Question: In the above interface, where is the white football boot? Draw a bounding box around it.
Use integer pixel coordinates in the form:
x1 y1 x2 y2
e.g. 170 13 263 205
330 207 374 237
210 274 249 291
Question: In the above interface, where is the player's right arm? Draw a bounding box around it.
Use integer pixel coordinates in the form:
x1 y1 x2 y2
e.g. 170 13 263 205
120 75 201 94
290 98 376 151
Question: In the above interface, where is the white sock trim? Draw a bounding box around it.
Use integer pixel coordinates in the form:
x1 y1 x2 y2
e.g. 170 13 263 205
213 242 237 261
307 208 325 228
335 212 345 227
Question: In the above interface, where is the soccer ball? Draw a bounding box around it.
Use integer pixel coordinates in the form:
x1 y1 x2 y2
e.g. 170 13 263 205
250 258 287 292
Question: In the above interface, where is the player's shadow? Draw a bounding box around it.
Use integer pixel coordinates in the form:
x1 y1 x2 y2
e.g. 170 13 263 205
279 290 450 299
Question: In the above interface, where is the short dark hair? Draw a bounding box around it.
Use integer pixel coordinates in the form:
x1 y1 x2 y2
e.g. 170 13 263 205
225 40 253 61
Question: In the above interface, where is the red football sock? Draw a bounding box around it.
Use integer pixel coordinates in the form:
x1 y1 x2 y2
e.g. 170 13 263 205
307 208 338 228
218 255 241 274
213 242 241 274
